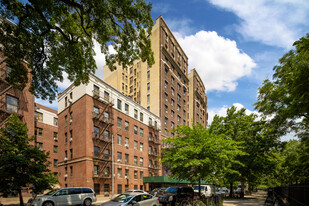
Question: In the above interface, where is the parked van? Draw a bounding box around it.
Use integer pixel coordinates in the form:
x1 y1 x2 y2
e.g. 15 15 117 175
193 185 215 197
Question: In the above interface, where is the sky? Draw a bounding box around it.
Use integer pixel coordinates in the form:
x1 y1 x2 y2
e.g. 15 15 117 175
36 0 309 141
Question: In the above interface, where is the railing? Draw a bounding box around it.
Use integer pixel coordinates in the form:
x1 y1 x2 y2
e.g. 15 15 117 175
92 90 114 105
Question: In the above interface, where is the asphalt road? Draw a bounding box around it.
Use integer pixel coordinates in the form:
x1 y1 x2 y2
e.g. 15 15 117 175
223 190 267 206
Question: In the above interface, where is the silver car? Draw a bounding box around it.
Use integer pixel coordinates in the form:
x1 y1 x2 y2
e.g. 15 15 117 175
101 192 159 206
27 187 97 206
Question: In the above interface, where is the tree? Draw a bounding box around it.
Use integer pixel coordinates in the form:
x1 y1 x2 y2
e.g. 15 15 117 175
254 34 309 183
209 106 279 197
160 124 243 197
0 0 154 101
254 34 309 139
0 114 57 206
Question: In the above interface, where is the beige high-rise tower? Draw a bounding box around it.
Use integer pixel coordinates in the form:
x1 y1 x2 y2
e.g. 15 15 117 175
104 16 190 137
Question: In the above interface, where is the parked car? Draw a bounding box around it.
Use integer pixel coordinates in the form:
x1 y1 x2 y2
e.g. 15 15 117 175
126 190 148 194
235 187 242 197
27 187 97 206
193 185 215 197
150 187 166 197
158 186 194 206
216 188 229 197
101 192 159 206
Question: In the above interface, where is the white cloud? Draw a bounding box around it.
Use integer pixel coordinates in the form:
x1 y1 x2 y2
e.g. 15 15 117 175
56 72 72 91
93 39 106 79
207 103 258 125
165 18 195 36
174 31 256 92
207 0 309 49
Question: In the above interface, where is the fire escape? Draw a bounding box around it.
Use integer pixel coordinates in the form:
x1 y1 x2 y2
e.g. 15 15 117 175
148 120 161 176
0 57 23 128
92 89 114 181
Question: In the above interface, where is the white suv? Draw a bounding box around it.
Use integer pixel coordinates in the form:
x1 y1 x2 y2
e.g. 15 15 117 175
27 187 97 206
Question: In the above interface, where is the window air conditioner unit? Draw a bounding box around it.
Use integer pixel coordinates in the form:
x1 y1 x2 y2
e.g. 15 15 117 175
68 98 73 104
64 174 68 178
117 159 121 162
125 144 129 148
69 119 72 123
69 138 73 142
125 176 128 179
54 137 58 141
64 157 68 161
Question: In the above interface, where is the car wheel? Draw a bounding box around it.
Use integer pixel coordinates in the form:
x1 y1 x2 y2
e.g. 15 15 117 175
84 198 92 206
42 201 54 206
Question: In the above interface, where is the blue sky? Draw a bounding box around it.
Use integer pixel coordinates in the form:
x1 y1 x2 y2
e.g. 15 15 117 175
37 0 309 140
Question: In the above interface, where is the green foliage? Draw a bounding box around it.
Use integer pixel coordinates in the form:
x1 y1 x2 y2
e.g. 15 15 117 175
0 0 154 101
161 124 244 184
209 106 280 188
0 114 57 204
254 34 309 140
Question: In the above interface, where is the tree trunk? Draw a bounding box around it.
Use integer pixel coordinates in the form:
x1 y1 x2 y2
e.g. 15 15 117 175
241 179 245 198
18 189 24 206
229 182 233 197
198 178 201 197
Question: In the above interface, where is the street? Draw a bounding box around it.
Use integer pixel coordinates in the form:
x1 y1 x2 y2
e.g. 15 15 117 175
223 190 267 206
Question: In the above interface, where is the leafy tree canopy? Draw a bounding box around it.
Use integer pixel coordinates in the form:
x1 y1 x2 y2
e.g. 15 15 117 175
254 34 309 139
0 0 154 101
0 114 57 206
161 124 244 186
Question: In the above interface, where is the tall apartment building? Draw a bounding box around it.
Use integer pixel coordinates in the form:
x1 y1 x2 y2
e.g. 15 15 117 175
104 16 191 140
188 69 208 127
34 103 59 175
57 73 161 195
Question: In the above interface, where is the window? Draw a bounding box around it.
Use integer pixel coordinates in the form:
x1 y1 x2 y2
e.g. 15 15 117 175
140 113 143 121
134 141 138 150
125 169 129 179
177 104 181 111
94 126 99 138
117 117 122 128
177 115 181 122
104 91 110 101
147 106 150 110
94 146 99 157
171 99 174 106
53 145 58 153
164 93 168 101
165 129 168 135
177 94 181 101
134 156 138 165
149 146 152 155
165 67 168 75
147 82 150 90
54 117 58 126
171 121 175 129
117 152 122 162
93 106 99 116
93 85 99 96
65 132 67 143
140 157 143 166
171 110 175 118
165 105 168 113
164 80 168 88
70 149 73 159
147 94 150 103
125 103 129 113
117 184 122 194
54 159 58 168
177 83 181 91
94 165 99 176
54 132 58 141
134 171 138 179
134 125 138 134
134 109 138 118
125 121 129 131
35 127 43 137
65 115 68 126
125 154 129 163
149 160 153 168
103 149 110 159
125 137 129 148
140 128 144 137
171 75 175 83
104 130 110 140
117 99 122 110
165 117 168 125
171 87 175 96
117 168 122 178
147 71 150 79
117 135 122 145
140 143 143 152
65 150 68 159
70 166 73 176
140 171 143 179
130 76 133 84
35 112 43 122
65 96 67 107
104 167 110 177
69 130 73 142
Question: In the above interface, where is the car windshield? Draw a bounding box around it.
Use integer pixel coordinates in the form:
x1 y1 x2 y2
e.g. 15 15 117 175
165 188 178 194
193 186 205 190
112 194 134 203
45 190 59 195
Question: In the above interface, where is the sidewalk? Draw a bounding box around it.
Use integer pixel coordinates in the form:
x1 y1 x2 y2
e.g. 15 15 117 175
0 195 111 206
223 190 267 206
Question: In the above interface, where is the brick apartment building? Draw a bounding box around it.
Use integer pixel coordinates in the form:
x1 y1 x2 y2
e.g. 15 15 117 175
34 103 59 175
57 73 161 195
